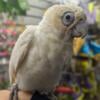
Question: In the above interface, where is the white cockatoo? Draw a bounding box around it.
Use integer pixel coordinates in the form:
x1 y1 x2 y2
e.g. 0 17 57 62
9 4 86 94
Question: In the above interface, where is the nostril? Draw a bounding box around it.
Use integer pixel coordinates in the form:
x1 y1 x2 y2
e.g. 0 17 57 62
79 15 87 23
79 18 84 23
81 15 87 22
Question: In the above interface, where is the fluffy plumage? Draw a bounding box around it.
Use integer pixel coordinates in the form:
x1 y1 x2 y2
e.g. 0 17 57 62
9 4 86 93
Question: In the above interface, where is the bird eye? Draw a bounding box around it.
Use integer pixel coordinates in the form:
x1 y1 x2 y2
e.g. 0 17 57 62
62 12 75 26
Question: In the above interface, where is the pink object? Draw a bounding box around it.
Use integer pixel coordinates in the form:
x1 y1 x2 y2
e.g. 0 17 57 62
3 20 16 25
0 51 9 57
55 86 74 94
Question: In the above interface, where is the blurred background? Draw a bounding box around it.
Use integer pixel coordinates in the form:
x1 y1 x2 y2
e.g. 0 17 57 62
0 0 100 100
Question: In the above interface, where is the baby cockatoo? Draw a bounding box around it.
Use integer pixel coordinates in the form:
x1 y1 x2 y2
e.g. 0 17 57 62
9 4 86 93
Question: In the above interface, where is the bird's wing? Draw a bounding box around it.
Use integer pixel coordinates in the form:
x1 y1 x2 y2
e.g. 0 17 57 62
9 25 37 83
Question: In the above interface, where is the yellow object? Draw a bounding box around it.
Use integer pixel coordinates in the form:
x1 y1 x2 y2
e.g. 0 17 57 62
88 2 94 13
77 93 84 100
96 6 100 24
73 38 85 55
94 54 100 61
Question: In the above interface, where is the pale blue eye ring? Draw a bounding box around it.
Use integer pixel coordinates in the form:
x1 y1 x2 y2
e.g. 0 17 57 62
62 12 75 26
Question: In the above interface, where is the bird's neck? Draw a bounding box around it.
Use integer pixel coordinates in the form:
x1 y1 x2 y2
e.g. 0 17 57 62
38 19 65 39
37 19 73 48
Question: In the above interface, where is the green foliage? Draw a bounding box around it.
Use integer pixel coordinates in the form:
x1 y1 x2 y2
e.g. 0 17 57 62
57 94 73 100
0 81 9 89
0 0 29 15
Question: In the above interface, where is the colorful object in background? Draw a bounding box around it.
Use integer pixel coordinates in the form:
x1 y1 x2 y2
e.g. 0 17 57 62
0 19 25 89
87 2 96 24
73 38 100 99
3 20 16 26
73 37 100 61
79 42 91 56
80 1 99 25
55 86 74 94
88 2 94 13
96 5 100 25
74 36 100 100
88 41 100 61
73 38 85 56
59 36 100 100
55 86 75 100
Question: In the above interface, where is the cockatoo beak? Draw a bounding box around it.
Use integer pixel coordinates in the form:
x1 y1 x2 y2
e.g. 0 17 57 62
71 21 88 38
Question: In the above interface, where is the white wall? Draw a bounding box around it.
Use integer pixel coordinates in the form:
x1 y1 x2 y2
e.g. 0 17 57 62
23 0 59 25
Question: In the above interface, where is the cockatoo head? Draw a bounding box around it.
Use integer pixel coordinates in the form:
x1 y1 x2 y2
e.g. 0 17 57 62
43 4 87 40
